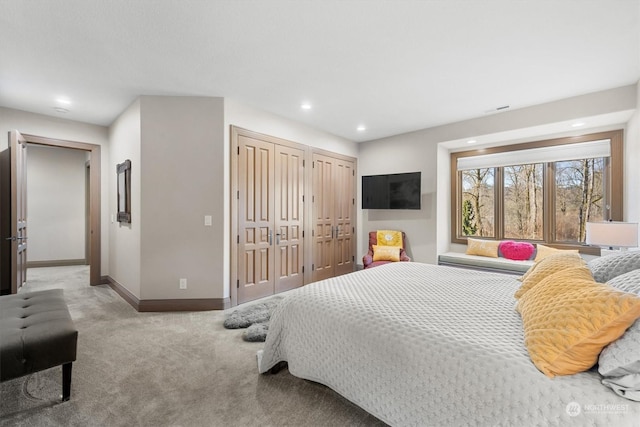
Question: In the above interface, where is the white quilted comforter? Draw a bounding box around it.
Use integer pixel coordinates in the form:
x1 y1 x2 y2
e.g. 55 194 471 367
258 262 640 426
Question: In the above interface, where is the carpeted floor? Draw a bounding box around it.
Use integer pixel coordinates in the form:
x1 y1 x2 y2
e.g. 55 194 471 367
0 266 386 427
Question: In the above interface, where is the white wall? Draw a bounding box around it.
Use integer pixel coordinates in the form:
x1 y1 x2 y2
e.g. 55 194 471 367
108 100 141 297
358 84 638 264
0 107 110 274
224 98 358 158
27 145 86 262
624 81 640 225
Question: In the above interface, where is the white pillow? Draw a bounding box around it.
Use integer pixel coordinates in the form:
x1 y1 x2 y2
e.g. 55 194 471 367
598 269 640 401
588 252 640 283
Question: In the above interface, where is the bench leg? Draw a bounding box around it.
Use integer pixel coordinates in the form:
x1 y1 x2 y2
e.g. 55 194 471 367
62 362 72 401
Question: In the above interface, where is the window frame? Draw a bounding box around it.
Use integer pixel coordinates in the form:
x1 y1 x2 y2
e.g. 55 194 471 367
450 130 623 254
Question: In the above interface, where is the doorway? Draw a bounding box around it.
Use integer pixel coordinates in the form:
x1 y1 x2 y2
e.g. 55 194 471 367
1 132 101 292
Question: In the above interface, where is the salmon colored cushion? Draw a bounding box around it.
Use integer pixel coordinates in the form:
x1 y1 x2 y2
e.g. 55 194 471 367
517 267 640 378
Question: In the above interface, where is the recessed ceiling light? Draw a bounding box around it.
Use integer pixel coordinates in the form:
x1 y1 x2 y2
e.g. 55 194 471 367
301 103 312 110
56 98 71 105
571 122 585 127
357 125 366 131
467 140 477 144
53 107 69 113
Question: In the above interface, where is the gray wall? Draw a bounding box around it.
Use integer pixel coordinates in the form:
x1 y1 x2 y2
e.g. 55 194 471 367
139 96 225 300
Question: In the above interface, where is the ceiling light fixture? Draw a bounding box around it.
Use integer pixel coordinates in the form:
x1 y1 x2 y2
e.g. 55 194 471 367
301 103 312 110
56 98 71 105
357 125 366 131
467 140 477 144
53 107 69 113
571 122 585 127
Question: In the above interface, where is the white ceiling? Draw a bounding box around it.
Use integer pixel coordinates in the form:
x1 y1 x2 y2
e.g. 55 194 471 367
1 0 639 142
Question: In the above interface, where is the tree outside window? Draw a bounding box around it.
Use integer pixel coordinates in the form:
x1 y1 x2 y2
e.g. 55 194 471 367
555 158 605 242
461 168 494 237
504 164 543 240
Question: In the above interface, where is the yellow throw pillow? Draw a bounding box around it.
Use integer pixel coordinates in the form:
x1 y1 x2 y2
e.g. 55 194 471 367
372 245 401 262
515 252 586 299
534 244 579 262
465 238 500 258
376 230 403 247
517 267 640 378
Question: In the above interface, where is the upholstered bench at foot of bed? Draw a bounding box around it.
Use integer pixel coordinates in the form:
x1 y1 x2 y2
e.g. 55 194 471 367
0 289 78 401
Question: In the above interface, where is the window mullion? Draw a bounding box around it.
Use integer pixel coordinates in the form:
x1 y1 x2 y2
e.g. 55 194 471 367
495 167 504 240
544 162 555 243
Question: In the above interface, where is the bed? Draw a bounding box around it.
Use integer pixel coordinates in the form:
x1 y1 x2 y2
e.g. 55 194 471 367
258 262 640 426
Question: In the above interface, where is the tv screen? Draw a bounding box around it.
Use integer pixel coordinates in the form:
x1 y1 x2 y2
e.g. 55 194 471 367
362 172 421 210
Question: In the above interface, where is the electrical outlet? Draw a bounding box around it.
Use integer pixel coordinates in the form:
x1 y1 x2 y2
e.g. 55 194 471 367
179 278 187 289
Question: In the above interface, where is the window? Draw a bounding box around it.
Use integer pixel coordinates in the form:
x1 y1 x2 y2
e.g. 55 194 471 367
451 130 623 251
554 158 606 242
461 168 495 237
504 163 543 240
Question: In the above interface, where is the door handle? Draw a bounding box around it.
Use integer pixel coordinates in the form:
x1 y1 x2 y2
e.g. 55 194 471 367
276 233 281 245
268 230 273 246
5 236 27 241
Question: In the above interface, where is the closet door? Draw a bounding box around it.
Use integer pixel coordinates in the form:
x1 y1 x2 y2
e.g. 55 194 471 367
274 145 304 292
311 154 336 282
312 153 356 282
238 136 275 304
333 158 355 276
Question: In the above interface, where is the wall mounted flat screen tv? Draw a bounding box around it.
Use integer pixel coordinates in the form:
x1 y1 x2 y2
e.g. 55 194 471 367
362 172 421 210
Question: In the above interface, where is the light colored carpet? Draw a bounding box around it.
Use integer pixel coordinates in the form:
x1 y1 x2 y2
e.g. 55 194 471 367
0 266 386 427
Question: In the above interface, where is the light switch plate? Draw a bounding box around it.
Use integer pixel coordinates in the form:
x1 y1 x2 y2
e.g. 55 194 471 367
204 215 212 226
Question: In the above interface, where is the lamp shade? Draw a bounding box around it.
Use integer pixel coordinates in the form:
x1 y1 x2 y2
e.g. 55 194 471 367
586 222 639 248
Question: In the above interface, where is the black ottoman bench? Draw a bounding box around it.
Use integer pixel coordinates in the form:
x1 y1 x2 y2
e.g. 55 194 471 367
0 289 78 401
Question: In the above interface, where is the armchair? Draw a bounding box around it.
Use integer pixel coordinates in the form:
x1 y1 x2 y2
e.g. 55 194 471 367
362 230 411 269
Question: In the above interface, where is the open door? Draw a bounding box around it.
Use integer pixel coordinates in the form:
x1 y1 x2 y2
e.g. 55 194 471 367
0 131 28 294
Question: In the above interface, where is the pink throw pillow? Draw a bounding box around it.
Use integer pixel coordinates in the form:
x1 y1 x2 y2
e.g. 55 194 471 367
499 240 535 261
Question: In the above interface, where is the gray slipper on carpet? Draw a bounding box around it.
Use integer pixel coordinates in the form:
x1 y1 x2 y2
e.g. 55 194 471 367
243 322 269 342
223 296 284 329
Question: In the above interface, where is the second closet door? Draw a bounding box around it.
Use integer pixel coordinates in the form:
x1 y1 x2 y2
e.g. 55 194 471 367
311 152 355 282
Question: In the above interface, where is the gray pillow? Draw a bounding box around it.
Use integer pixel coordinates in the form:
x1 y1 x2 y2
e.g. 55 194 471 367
588 251 640 283
598 269 640 400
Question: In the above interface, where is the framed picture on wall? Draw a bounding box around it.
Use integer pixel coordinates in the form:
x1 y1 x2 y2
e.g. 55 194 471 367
117 159 131 223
